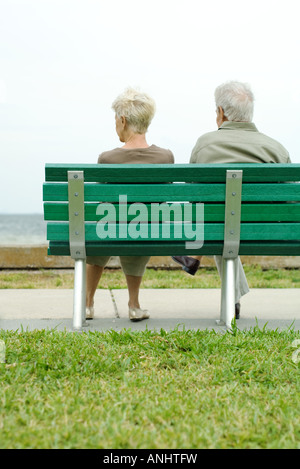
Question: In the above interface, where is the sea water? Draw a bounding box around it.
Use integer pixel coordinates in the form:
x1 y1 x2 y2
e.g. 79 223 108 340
0 214 47 245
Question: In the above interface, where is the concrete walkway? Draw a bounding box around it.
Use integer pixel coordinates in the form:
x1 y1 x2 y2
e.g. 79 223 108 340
0 288 299 332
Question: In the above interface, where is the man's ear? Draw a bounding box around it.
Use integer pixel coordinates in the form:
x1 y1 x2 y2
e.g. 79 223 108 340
217 106 228 127
219 107 228 121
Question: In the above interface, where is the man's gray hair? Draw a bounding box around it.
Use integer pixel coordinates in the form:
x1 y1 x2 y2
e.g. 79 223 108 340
112 87 156 134
214 81 254 122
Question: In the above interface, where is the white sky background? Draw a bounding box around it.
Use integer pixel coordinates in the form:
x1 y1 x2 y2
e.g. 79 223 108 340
1 0 300 214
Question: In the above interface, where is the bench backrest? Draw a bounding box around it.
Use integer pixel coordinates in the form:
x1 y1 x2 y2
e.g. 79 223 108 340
43 163 300 258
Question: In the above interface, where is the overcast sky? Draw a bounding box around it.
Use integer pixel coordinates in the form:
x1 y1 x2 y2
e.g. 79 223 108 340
1 0 300 214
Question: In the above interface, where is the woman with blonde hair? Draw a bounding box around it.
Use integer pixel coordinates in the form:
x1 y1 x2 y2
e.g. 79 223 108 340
86 87 174 321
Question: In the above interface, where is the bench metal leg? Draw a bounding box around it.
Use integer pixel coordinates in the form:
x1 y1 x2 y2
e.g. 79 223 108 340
73 259 87 330
217 258 236 329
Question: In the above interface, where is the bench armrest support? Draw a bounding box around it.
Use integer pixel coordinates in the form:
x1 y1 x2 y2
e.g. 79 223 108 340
222 170 243 259
68 171 86 260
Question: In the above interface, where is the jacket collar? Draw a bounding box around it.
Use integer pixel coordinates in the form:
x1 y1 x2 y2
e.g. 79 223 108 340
218 121 258 132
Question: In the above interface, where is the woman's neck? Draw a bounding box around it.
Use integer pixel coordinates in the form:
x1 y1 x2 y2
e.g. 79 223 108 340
122 133 149 149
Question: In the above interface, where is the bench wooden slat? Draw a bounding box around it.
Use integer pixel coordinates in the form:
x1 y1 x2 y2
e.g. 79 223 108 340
44 202 209 221
47 240 300 257
45 163 300 183
44 202 300 222
43 182 226 202
47 222 300 242
43 182 300 203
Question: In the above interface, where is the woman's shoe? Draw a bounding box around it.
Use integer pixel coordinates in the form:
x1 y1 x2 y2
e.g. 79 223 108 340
129 307 150 322
235 303 240 320
86 306 94 320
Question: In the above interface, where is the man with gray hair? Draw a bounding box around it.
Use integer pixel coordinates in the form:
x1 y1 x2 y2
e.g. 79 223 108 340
191 81 291 164
189 80 291 318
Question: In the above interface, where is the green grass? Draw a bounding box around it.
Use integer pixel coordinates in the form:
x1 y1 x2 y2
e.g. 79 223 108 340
0 326 299 449
1 265 299 448
1 264 300 289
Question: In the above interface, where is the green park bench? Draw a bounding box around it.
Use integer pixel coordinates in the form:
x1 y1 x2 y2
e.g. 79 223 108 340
43 163 300 330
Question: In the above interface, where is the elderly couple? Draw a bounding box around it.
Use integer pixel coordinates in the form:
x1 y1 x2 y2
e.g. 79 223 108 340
86 81 291 322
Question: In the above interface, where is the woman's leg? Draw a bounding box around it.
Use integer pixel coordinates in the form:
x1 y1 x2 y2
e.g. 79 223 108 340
85 256 110 312
125 274 143 309
86 264 104 308
125 274 149 321
120 256 151 321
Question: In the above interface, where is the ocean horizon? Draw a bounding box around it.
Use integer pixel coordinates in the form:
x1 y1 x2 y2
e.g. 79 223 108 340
0 214 47 245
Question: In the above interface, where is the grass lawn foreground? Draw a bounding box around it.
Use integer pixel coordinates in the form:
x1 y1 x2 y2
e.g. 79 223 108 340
0 266 299 449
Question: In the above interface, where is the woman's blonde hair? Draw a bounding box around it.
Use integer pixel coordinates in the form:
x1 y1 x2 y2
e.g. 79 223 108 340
112 87 156 134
